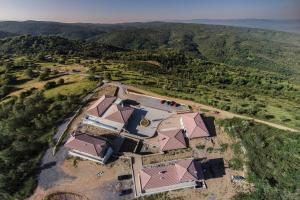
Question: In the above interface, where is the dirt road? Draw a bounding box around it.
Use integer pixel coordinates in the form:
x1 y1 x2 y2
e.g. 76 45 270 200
111 83 299 133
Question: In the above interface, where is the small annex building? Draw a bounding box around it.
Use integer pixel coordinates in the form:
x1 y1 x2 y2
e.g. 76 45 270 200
64 133 113 164
139 159 205 195
180 112 210 139
158 129 187 152
83 94 134 131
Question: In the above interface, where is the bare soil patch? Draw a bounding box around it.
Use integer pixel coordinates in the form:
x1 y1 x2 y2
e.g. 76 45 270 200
31 158 131 200
142 148 193 165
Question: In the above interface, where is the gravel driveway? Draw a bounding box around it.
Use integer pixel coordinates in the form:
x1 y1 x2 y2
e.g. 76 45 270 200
37 120 75 189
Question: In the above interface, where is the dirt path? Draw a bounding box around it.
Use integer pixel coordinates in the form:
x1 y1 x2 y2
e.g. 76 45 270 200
131 155 143 197
112 83 299 133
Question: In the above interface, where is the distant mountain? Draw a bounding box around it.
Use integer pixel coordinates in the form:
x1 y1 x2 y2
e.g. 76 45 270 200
1 20 300 73
0 30 17 38
0 21 108 39
0 35 124 56
173 19 300 34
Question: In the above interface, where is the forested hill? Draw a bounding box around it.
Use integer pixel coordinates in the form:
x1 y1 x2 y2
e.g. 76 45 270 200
1 21 300 74
94 24 300 74
0 31 17 39
0 35 124 56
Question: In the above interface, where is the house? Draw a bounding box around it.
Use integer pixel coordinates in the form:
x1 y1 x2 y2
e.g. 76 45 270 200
83 95 134 131
64 133 113 164
139 159 205 195
180 112 210 139
158 129 187 152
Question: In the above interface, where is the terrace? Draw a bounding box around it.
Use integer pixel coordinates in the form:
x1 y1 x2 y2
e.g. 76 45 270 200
125 105 172 138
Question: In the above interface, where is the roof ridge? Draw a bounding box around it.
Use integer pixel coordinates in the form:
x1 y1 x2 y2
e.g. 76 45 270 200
118 107 126 123
176 160 193 181
191 113 209 137
174 129 185 146
140 170 152 189
92 142 99 156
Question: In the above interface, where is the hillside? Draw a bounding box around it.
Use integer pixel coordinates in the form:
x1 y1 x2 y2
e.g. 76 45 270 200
0 33 299 199
175 19 300 34
0 35 124 56
95 23 300 74
1 21 300 75
0 31 17 39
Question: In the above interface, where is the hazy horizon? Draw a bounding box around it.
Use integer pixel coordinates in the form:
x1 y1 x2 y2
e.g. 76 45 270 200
1 0 299 24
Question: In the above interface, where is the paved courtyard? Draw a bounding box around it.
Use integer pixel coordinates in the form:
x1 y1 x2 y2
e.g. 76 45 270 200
126 105 172 137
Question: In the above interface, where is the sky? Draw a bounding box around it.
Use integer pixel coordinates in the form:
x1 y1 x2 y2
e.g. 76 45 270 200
0 0 299 23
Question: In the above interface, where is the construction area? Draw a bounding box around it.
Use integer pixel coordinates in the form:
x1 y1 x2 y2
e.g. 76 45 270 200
30 82 250 200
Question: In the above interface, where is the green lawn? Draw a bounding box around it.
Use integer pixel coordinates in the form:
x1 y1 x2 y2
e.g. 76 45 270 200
44 78 97 98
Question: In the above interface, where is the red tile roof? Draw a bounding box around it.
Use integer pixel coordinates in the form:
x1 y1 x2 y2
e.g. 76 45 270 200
182 112 209 139
105 104 134 124
158 129 187 151
140 159 203 190
64 133 109 157
86 95 116 117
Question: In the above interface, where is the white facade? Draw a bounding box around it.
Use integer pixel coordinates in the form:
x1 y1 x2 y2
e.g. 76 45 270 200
83 115 124 132
68 146 113 164
140 179 205 196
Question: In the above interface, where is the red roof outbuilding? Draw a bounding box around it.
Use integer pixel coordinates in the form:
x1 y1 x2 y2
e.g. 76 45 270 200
158 129 187 151
86 95 117 117
64 133 109 157
140 159 203 191
104 104 134 124
181 112 209 139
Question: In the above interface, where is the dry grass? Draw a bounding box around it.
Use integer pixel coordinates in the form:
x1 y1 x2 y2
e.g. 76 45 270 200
142 148 194 165
8 74 84 97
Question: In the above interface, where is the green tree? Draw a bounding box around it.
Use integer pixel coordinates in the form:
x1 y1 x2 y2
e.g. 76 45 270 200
25 68 35 79
44 81 56 89
57 78 64 85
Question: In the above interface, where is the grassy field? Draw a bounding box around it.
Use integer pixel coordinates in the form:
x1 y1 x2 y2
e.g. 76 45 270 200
44 76 97 98
105 63 300 129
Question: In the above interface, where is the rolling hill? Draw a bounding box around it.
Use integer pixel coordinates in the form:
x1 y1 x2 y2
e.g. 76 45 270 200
1 21 300 74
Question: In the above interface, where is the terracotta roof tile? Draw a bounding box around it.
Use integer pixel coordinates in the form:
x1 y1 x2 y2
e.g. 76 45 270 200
86 95 116 117
140 159 203 190
64 134 109 157
158 129 187 151
104 104 134 124
182 112 209 139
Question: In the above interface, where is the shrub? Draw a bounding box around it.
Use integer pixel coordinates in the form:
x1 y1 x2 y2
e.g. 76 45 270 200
44 81 56 89
206 147 214 153
57 78 64 85
220 143 228 152
196 144 205 150
228 158 243 170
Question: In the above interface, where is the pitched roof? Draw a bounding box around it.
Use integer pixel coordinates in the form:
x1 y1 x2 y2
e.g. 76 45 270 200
175 159 199 182
140 159 203 190
181 112 209 139
86 95 116 117
158 129 187 151
104 104 134 124
64 133 109 157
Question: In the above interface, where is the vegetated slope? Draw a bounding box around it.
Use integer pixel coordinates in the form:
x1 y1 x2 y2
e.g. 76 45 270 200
0 92 81 199
0 35 124 56
1 21 300 73
0 21 107 40
0 31 17 39
218 118 300 200
176 19 300 34
96 23 300 74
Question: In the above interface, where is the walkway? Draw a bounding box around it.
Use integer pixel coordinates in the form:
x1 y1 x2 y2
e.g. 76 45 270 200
131 155 143 197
